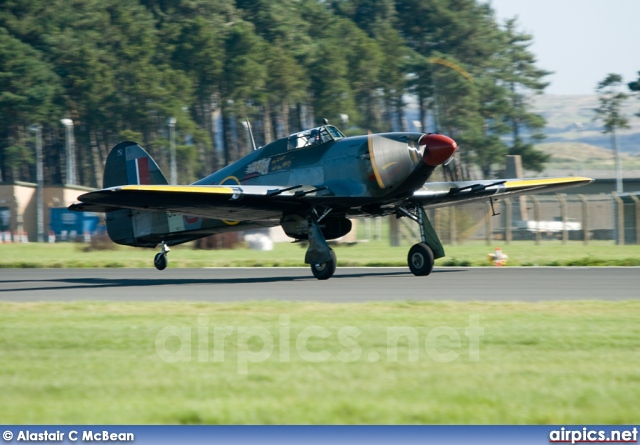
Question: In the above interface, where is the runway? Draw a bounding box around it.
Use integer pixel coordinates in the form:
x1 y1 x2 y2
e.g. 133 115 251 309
0 267 638 302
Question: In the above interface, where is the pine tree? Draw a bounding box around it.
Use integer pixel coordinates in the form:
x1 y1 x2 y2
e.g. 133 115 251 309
594 73 630 193
498 19 551 173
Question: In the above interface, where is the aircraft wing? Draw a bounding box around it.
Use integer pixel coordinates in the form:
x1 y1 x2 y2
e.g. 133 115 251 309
69 184 323 222
70 177 593 220
411 177 593 208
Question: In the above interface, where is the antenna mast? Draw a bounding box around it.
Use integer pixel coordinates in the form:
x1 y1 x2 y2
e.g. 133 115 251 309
245 117 257 151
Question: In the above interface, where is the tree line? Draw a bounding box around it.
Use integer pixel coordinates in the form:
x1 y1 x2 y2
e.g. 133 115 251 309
1 0 555 187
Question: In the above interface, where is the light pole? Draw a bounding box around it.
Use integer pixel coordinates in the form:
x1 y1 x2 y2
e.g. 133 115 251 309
60 119 76 185
168 117 177 185
28 124 44 242
573 122 585 176
612 130 623 194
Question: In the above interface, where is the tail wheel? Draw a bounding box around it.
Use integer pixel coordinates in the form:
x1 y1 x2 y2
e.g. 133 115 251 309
408 243 434 276
154 252 168 271
311 248 337 280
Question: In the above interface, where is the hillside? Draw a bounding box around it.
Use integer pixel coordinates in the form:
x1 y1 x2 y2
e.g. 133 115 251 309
532 95 640 155
534 141 640 178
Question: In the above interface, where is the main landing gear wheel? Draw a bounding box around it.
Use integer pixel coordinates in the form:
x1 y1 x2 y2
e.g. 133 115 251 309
311 248 336 280
408 242 434 276
154 252 168 271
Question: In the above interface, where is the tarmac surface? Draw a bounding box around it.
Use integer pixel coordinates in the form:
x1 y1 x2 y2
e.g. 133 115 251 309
0 267 638 302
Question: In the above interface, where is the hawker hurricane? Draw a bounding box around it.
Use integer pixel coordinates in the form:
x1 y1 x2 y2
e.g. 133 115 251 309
70 122 590 279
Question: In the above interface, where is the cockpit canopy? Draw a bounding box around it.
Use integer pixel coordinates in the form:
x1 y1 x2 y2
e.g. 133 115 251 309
288 125 345 150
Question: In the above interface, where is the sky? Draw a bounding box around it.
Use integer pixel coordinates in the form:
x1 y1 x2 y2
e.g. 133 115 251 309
486 0 640 95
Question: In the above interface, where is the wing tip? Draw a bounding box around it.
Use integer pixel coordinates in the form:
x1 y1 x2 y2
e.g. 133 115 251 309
504 176 594 189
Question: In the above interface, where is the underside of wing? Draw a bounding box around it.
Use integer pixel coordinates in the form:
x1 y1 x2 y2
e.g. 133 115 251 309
411 177 593 207
68 184 323 221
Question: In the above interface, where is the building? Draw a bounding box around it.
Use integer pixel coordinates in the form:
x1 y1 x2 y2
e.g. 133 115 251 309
0 182 94 242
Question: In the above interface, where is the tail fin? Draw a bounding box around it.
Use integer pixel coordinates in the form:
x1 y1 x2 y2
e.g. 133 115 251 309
104 141 168 187
104 142 169 247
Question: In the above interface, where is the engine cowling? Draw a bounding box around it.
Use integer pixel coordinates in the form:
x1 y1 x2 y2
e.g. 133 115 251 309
368 133 457 190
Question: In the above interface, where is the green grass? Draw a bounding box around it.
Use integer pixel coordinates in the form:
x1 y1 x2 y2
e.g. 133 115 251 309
437 241 640 267
1 239 640 268
1 301 639 424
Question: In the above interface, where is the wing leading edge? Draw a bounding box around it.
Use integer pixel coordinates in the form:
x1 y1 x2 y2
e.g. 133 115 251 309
68 183 325 221
70 177 594 219
410 177 593 208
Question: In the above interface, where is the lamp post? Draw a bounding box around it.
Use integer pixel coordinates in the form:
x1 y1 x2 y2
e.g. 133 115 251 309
28 124 44 242
60 118 76 185
168 117 177 185
573 122 585 176
612 130 623 194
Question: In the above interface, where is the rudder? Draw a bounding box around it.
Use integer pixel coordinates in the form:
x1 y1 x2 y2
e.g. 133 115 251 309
103 142 170 247
103 141 168 187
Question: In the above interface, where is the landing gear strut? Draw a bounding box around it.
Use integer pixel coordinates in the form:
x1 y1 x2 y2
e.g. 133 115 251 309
305 211 336 280
397 205 444 277
154 241 170 271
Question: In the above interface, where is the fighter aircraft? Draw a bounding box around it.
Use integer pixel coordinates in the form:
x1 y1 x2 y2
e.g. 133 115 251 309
69 121 591 279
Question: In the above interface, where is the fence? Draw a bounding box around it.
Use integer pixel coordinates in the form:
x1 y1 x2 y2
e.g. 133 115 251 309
386 193 640 246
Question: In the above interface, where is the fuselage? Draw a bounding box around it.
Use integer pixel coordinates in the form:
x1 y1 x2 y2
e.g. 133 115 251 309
89 126 456 246
195 125 438 214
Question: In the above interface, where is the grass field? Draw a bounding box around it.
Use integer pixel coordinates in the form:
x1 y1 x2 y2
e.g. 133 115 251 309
3 239 639 424
1 301 639 424
1 239 640 268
